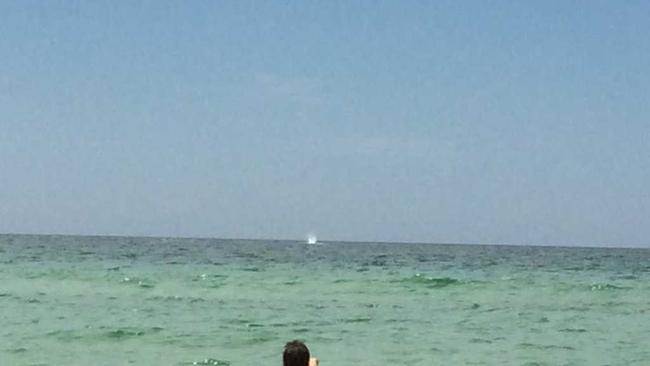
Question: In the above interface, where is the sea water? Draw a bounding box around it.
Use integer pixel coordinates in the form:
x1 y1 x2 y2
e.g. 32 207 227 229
0 234 648 366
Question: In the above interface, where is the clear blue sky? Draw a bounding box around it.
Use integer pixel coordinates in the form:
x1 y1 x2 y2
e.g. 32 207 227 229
1 1 649 247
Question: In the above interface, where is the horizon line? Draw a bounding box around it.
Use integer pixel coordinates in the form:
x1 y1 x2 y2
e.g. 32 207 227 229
0 231 647 250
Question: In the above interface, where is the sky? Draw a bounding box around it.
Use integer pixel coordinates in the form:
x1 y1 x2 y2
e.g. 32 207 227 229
1 1 649 247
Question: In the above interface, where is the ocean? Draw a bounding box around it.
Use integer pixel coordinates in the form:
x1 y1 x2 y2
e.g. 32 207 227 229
0 234 648 366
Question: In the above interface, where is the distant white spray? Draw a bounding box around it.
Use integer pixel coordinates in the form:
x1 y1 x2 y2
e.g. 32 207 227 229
306 233 318 245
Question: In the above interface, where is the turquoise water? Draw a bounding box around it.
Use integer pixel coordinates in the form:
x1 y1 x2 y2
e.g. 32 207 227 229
1 234 648 366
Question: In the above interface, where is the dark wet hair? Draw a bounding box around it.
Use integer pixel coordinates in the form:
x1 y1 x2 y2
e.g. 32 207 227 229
283 340 310 366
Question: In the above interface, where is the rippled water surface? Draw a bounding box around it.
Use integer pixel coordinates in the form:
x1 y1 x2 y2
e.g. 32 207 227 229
1 234 649 365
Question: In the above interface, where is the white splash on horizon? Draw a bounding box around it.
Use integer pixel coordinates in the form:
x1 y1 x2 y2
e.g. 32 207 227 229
307 234 317 245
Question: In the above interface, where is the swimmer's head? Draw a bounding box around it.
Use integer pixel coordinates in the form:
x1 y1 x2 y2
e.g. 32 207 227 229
283 340 310 366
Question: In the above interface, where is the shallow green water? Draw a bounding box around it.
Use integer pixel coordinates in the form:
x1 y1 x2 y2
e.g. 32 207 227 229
1 234 648 365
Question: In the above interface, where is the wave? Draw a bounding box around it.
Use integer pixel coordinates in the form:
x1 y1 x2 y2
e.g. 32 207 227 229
393 274 462 288
341 317 373 323
120 276 155 288
105 329 146 339
146 295 209 303
589 283 632 291
559 328 588 333
103 326 164 340
518 342 576 351
177 359 230 366
7 347 27 353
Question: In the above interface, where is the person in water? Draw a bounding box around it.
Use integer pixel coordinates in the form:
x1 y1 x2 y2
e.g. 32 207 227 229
283 340 318 366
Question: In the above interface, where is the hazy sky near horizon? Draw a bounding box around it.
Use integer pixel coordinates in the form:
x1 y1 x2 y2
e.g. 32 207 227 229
1 1 649 247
